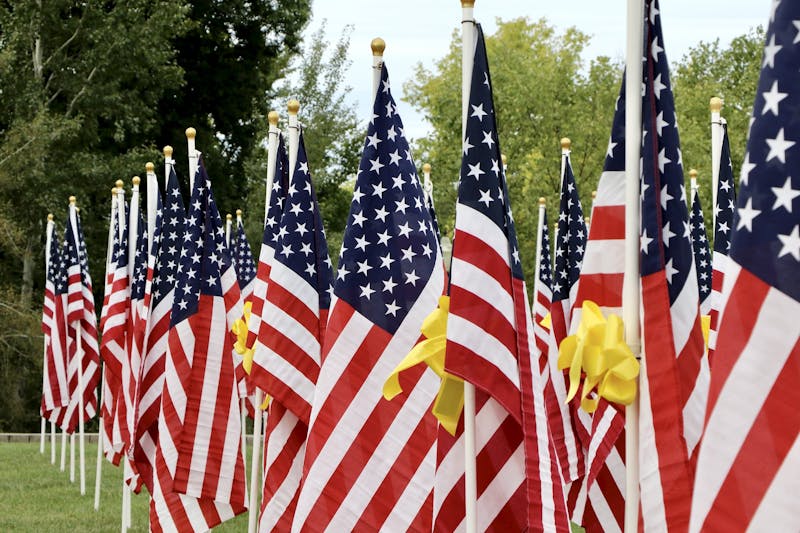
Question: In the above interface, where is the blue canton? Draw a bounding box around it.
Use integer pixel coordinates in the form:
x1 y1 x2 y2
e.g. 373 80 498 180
713 126 736 254
730 1 800 302
553 155 587 302
538 208 552 290
690 190 712 301
232 219 256 289
152 166 185 306
335 64 438 333
49 230 68 296
262 134 289 251
131 207 148 301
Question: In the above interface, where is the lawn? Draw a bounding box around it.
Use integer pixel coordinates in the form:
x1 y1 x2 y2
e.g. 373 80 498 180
0 441 249 532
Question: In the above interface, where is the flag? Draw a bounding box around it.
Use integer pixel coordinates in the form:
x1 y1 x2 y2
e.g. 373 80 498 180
150 160 247 532
231 215 257 300
568 75 627 533
63 203 100 433
441 24 569 532
250 130 333 531
638 0 708 529
690 187 712 315
546 151 587 483
134 166 181 496
690 3 800 530
533 206 552 364
41 229 69 425
247 134 289 351
292 63 444 532
708 124 736 361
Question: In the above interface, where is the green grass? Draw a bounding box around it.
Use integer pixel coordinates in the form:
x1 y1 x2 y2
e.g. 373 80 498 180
0 442 249 532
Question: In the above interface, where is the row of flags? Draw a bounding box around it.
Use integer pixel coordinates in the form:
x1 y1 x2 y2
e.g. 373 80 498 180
38 0 798 530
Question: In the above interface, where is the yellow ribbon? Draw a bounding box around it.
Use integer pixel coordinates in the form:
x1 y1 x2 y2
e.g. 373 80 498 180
383 296 465 436
701 314 710 353
231 301 255 374
557 301 639 413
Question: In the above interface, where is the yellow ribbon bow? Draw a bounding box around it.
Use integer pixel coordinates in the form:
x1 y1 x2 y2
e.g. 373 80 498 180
557 301 639 413
231 301 255 374
383 296 465 436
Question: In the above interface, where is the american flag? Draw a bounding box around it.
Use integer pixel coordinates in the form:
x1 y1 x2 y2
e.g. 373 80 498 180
441 24 569 532
568 78 627 533
251 129 333 531
135 165 182 497
690 3 800 530
150 159 247 531
231 215 257 300
708 124 736 361
533 204 552 365
293 63 444 532
41 228 69 425
63 203 100 434
638 0 708 529
247 134 289 351
689 186 712 314
547 151 587 483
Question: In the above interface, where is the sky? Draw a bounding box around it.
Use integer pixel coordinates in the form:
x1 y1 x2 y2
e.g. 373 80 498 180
299 0 767 140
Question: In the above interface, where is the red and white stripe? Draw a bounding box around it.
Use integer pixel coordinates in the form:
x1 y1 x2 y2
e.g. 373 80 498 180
247 236 277 350
41 254 69 424
293 268 444 532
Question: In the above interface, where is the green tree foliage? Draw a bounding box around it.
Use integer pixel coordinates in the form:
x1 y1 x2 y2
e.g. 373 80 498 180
243 23 362 262
404 18 622 283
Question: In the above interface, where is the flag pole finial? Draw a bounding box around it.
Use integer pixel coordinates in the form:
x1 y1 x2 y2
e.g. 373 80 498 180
689 168 698 179
501 154 508 165
132 176 141 186
226 213 232 221
111 187 117 195
163 145 173 158
236 209 242 217
185 127 196 140
288 99 300 115
538 197 546 206
69 196 76 205
115 179 124 189
268 110 280 126
423 163 431 173
371 37 385 57
592 190 597 200
560 137 572 151
47 213 53 221
145 162 155 173
461 0 475 7
710 97 723 113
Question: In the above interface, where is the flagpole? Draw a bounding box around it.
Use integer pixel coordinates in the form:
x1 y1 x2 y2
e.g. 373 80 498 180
560 138 571 181
460 2 478 532
372 37 385 99
532 198 546 307
288 100 300 176
146 162 157 253
164 146 174 189
623 0 644 530
236 208 249 472
689 169 698 203
422 163 433 208
69 198 88 496
61 422 67 471
187 127 198 190
709 97 723 221
226 213 233 247
41 214 55 456
247 110 280 533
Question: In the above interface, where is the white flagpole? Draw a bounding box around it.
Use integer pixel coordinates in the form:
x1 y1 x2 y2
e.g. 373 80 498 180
146 162 158 253
187 127 198 190
51 420 57 464
41 214 54 455
709 97 723 223
68 198 87 495
70 432 76 481
288 100 300 176
460 1 477 531
560 138 571 181
247 110 280 533
532 198 546 307
422 163 434 208
226 213 233 247
371 38 385 100
689 169 698 204
61 423 67 471
164 145 174 189
623 0 644 530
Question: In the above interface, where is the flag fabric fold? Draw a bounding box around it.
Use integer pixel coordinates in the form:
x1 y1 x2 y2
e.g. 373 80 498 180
41 229 69 426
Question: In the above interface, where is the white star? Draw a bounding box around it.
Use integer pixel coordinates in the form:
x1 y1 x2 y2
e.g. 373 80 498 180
470 103 487 121
651 37 663 60
374 206 389 222
662 220 676 244
405 270 420 286
382 277 397 293
653 74 667 100
481 130 495 148
277 226 289 240
353 211 367 227
640 230 653 253
463 137 474 155
385 101 394 117
763 34 782 69
772 177 800 212
355 235 369 251
421 243 433 258
401 245 416 262
736 198 761 232
658 147 671 173
770 0 781 22
740 153 756 185
370 157 385 174
766 128 795 163
762 80 788 116
395 198 409 214
478 189 493 207
467 163 484 180
207 275 217 286
372 181 387 198
290 203 302 216
177 299 188 310
664 258 679 284
794 20 800 44
717 220 730 235
352 187 365 203
337 264 350 281
280 244 293 257
360 284 376 299
392 174 405 189
660 185 674 210
381 78 390 93
298 161 309 174
357 259 372 275
305 262 315 276
385 300 400 316
606 139 618 158
379 252 394 269
386 125 397 141
655 111 669 137
295 222 308 236
388 150 402 166
512 248 520 264
377 230 391 246
398 222 412 238
778 225 800 261
720 179 732 193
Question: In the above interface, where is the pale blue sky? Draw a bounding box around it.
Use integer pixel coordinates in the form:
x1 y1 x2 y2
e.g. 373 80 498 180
302 1 768 139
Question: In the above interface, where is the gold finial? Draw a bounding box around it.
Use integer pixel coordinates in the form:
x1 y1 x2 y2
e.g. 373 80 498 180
689 168 698 179
501 154 507 165
538 197 546 206
76 207 80 213
111 187 117 195
146 162 155 173
287 99 300 115
47 213 53 221
115 179 124 189
710 97 723 113
461 0 475 6
132 176 141 186
236 209 242 217
592 190 597 199
371 37 386 56
560 137 571 150
268 111 279 126
69 196 76 205
163 145 173 157
422 163 431 173
185 127 196 139
226 213 232 221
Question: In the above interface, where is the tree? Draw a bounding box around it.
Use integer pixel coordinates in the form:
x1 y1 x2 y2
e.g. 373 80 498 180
242 23 362 262
404 18 622 284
